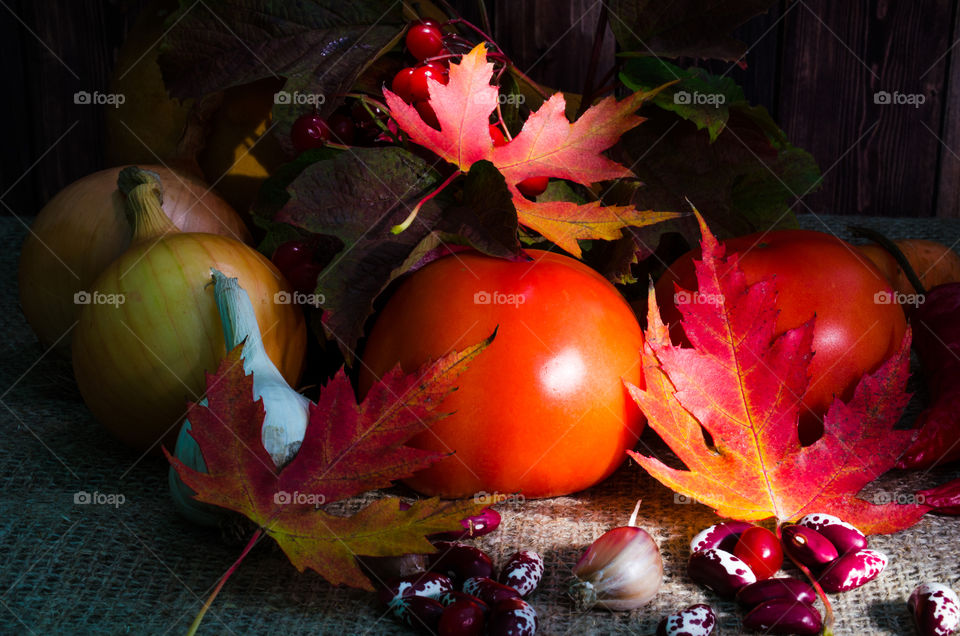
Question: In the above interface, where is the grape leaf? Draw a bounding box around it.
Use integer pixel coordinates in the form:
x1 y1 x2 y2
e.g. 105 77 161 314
627 213 930 534
620 57 745 141
158 0 403 154
607 0 778 61
384 43 682 257
270 147 518 358
166 335 493 589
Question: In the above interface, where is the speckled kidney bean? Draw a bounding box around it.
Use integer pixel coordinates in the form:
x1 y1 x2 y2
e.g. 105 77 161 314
438 598 486 636
391 595 445 632
736 577 817 608
690 520 755 554
429 541 495 582
818 548 887 593
378 572 453 606
909 582 960 636
487 598 538 636
462 576 522 606
656 603 716 636
780 525 839 568
431 507 502 541
687 548 757 599
499 550 543 597
742 598 822 634
798 513 867 554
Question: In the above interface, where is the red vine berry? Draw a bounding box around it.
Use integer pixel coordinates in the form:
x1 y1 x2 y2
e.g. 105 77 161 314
406 22 445 61
328 112 355 145
488 123 507 147
516 176 549 198
272 240 322 295
415 101 440 130
290 113 330 152
391 67 416 103
409 62 449 102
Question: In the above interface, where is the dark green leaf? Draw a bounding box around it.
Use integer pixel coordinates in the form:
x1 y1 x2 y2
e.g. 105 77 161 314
607 0 777 61
437 161 519 258
620 58 744 141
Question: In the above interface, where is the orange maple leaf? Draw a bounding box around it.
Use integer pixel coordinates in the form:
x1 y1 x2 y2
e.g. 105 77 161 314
627 213 929 535
384 43 681 257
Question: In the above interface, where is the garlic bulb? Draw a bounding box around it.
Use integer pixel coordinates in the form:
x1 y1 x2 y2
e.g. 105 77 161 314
569 501 663 610
169 269 310 525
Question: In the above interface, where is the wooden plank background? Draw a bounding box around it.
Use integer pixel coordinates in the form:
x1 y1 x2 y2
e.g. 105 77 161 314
2 0 959 218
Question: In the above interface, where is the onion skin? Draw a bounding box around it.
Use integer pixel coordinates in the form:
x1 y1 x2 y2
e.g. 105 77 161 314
72 231 305 451
18 165 249 354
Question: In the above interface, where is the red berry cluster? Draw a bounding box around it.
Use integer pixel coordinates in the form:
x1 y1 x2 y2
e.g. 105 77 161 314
391 19 451 130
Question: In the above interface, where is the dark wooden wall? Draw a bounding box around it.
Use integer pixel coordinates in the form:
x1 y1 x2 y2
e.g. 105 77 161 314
2 0 959 218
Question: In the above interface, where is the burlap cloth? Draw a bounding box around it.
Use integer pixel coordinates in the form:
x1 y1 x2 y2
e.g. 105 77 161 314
3 214 960 635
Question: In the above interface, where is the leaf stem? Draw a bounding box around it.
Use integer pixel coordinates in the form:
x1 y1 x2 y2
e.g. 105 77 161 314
391 170 462 234
848 225 927 295
776 522 834 636
186 528 263 636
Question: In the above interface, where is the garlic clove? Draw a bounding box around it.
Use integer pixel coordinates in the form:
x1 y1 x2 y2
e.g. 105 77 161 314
570 525 663 611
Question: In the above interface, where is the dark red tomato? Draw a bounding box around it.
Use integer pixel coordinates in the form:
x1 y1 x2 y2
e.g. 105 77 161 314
733 526 783 580
359 249 646 498
654 230 907 444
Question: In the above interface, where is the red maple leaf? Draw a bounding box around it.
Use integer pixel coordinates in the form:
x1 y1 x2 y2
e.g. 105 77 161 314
384 43 681 257
627 213 929 534
166 331 494 590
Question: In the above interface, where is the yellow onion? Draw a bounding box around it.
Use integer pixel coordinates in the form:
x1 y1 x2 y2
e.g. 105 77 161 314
18 164 250 354
71 167 305 452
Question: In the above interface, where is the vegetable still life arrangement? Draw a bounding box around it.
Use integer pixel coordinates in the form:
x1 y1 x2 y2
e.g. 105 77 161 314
15 0 960 633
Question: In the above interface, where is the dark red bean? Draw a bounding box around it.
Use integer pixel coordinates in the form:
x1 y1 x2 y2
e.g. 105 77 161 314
438 599 485 636
378 572 453 606
818 549 887 593
687 548 757 599
742 598 822 634
499 550 543 597
690 521 755 554
736 577 817 608
429 541 495 582
391 595 444 632
431 507 502 540
909 582 960 636
438 590 489 613
781 525 839 568
462 576 522 606
656 603 716 636
798 513 867 555
487 598 538 636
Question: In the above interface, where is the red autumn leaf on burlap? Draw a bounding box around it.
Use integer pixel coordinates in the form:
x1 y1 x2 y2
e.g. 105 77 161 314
384 43 680 257
627 213 929 534
166 332 494 589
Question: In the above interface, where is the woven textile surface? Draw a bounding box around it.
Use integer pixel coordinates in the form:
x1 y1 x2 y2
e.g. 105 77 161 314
2 214 960 635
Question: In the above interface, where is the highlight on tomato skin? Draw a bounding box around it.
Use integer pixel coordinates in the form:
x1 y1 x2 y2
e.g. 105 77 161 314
357 249 646 499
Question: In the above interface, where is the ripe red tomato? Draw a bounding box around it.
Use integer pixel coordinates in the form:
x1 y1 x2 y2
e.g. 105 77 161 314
654 230 907 443
359 249 645 498
733 526 783 580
